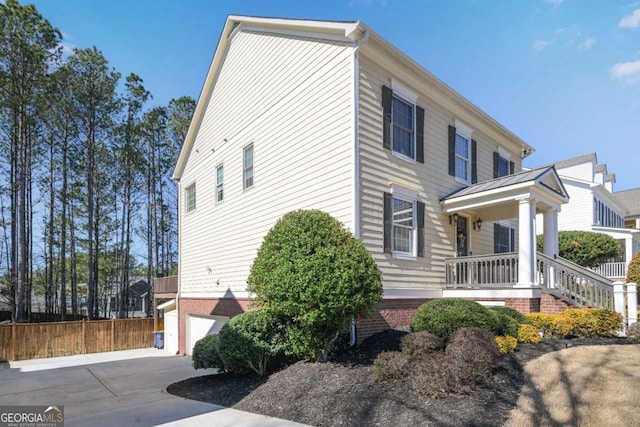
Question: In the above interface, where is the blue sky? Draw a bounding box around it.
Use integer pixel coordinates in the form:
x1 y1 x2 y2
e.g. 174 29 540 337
28 0 640 191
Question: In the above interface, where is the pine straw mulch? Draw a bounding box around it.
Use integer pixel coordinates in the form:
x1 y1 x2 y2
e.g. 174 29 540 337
167 330 634 427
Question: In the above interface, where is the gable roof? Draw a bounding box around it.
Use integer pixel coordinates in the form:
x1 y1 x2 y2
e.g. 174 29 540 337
539 152 597 170
172 15 534 181
615 188 640 216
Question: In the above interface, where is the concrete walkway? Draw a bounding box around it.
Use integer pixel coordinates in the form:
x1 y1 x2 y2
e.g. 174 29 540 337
0 348 308 427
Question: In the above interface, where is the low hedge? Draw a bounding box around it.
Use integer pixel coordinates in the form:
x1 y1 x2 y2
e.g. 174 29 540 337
411 299 499 341
527 308 622 338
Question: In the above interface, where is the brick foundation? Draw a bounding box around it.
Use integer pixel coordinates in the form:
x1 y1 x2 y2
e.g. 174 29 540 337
505 297 541 314
539 293 571 314
356 298 432 344
178 297 252 355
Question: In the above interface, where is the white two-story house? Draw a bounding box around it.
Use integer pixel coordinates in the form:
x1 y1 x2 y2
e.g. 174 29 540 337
169 16 596 354
535 153 640 279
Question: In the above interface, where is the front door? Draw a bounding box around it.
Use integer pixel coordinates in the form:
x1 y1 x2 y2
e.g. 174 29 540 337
456 215 469 256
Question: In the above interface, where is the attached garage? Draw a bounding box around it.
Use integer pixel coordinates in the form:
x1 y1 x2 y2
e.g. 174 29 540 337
185 313 228 355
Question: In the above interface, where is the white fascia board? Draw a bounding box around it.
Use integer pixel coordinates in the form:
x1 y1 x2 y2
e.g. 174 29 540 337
383 289 443 299
443 288 542 299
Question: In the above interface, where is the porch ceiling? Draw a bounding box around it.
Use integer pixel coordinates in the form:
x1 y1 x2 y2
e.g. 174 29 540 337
440 166 569 221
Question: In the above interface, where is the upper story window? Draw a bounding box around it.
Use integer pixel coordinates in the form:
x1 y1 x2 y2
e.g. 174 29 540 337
382 84 425 164
185 182 196 213
243 143 254 190
392 96 414 159
593 197 623 227
494 150 515 178
216 164 224 202
455 133 470 182
448 121 476 184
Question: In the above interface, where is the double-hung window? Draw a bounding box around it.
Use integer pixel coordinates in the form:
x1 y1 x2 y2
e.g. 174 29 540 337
497 155 510 177
455 133 471 182
243 143 254 190
185 182 196 213
392 197 415 255
383 189 425 258
392 96 414 160
216 164 224 202
494 223 515 253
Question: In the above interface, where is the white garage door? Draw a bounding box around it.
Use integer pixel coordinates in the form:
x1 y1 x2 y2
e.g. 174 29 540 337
186 314 228 355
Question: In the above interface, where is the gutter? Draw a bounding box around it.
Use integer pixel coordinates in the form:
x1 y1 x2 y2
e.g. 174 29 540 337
350 26 369 347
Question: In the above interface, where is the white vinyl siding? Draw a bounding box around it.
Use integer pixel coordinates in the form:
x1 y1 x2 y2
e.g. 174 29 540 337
179 30 353 294
358 56 521 291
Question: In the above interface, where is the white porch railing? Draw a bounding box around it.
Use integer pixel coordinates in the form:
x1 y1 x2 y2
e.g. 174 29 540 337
591 262 626 279
445 252 518 288
536 253 615 310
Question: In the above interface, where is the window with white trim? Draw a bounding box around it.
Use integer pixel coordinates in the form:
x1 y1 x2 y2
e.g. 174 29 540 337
243 143 254 190
392 196 415 255
185 182 196 213
392 96 415 160
497 155 510 177
495 223 515 253
455 133 471 182
216 164 224 202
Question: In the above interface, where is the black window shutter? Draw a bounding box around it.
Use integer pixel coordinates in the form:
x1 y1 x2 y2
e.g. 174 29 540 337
416 106 425 164
383 192 393 253
509 161 515 175
471 139 477 184
494 223 500 253
382 86 392 150
417 201 425 257
493 152 500 179
448 125 456 176
510 228 515 252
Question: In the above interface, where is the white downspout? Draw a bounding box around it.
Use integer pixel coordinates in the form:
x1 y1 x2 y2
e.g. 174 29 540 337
350 28 369 347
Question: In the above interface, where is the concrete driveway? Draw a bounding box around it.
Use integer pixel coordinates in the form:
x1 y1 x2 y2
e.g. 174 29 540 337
0 348 307 427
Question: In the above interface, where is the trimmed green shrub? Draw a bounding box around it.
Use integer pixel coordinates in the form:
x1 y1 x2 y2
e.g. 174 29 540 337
192 334 225 371
489 309 520 337
411 299 499 341
373 351 411 382
216 309 284 376
536 231 620 268
489 306 532 325
247 209 382 361
401 331 443 360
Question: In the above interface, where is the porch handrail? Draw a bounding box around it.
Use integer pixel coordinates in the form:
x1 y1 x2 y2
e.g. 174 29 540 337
591 262 626 279
445 252 518 287
536 253 614 310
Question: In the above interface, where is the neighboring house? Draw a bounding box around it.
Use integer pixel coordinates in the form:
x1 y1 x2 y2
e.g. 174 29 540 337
101 278 151 319
170 16 620 355
535 153 640 279
615 186 640 256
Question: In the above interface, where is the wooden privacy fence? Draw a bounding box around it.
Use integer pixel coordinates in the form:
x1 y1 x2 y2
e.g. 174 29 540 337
0 318 154 362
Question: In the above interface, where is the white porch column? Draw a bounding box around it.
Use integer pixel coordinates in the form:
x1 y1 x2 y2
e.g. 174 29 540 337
516 197 537 288
625 237 633 272
628 282 638 327
613 281 627 334
542 208 558 257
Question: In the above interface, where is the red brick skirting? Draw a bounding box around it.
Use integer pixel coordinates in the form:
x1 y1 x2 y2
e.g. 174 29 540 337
356 298 433 344
539 293 571 314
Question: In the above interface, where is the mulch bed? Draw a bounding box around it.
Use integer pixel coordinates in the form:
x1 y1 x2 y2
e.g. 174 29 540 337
167 331 633 427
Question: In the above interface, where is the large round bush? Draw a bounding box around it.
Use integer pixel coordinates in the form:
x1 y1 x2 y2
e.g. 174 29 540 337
411 299 499 341
536 231 620 268
247 210 383 361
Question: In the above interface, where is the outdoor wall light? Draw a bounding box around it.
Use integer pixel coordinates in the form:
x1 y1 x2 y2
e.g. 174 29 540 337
473 218 483 231
449 213 458 225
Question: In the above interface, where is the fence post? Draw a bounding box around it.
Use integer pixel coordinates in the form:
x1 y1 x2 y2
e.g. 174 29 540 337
613 281 626 335
627 282 638 327
10 322 16 362
111 319 115 352
81 320 86 354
